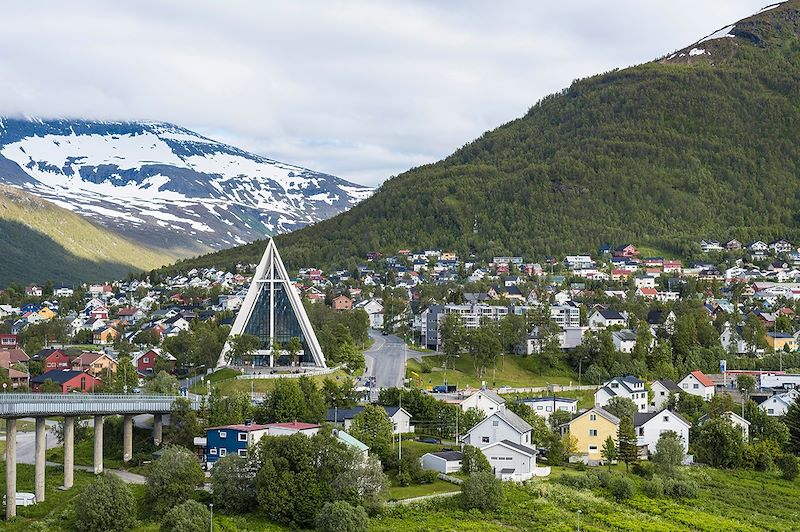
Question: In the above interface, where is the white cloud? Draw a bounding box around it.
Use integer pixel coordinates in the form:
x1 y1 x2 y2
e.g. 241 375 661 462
0 0 770 186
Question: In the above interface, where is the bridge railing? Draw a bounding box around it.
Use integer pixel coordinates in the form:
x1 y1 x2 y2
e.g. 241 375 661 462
0 393 199 418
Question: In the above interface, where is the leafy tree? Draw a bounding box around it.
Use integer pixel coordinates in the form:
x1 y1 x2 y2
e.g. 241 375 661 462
322 377 359 409
160 500 210 532
467 325 501 378
671 391 706 423
106 355 138 393
651 431 685 476
461 445 491 475
315 501 369 532
694 418 744 468
164 398 202 448
228 333 260 366
737 374 756 398
210 454 260 513
145 371 178 394
742 314 767 355
73 474 137 532
785 398 800 454
604 397 638 420
258 379 306 423
145 445 205 514
601 435 618 470
549 409 574 430
349 405 393 461
287 336 303 367
298 375 326 423
461 471 504 511
777 454 799 481
439 313 466 373
39 379 62 393
617 415 638 473
208 388 253 427
459 407 485 433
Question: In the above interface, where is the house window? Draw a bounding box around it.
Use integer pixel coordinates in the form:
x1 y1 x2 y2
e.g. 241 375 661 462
210 448 217 455
238 433 248 442
143 357 149 363
589 429 598 437
492 420 499 427
682 383 688 389
219 448 227 457
588 445 598 452
482 436 490 444
238 449 247 457
590 414 597 421
660 391 665 396
768 409 774 414
546 406 553 412
693 384 699 389
639 427 645 436
611 383 618 389
219 431 227 439
663 416 669 422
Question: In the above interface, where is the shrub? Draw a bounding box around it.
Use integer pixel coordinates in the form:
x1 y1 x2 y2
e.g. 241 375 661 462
664 478 698 499
595 470 613 488
73 474 137 532
210 454 259 513
608 476 635 501
417 360 432 373
642 477 665 498
418 469 439 484
461 472 505 511
146 445 205 514
632 461 654 479
777 454 799 481
651 431 685 476
555 474 599 490
160 500 210 532
315 501 369 532
461 445 491 475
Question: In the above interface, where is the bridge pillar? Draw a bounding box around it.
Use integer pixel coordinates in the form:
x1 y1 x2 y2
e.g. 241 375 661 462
6 418 16 520
63 416 74 489
34 417 46 502
153 414 163 446
93 415 104 475
122 415 133 462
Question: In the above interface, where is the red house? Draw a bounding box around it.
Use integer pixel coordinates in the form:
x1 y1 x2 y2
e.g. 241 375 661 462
134 348 176 375
89 307 109 320
612 244 638 258
36 349 72 370
30 369 101 393
0 334 18 349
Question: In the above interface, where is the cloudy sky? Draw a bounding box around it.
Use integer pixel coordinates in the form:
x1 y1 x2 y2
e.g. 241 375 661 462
0 0 773 186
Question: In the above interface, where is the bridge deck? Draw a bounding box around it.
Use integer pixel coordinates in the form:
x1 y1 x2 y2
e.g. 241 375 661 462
0 393 197 418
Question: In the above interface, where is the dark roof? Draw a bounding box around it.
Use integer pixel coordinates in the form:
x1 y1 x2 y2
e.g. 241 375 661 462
325 406 403 422
598 309 625 320
646 310 665 325
654 379 681 393
31 370 86 385
499 439 537 456
634 409 691 428
428 451 463 461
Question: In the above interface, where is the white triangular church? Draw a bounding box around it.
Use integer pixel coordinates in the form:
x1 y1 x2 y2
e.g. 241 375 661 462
217 239 326 368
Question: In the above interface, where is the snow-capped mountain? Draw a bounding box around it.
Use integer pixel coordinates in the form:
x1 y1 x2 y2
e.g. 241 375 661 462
0 118 372 255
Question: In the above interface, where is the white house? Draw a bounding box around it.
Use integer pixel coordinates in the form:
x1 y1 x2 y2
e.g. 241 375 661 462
588 309 627 330
480 439 549 481
649 380 681 411
633 409 691 456
611 329 637 353
420 451 463 474
354 299 384 329
678 371 716 401
325 406 414 434
720 323 751 355
460 389 506 417
759 389 799 417
461 410 532 447
265 421 321 437
595 376 648 412
521 396 578 422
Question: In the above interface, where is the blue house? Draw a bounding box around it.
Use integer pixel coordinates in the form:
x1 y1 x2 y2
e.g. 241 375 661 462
204 423 269 465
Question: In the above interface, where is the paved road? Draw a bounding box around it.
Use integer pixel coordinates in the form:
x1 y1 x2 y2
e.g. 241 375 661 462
13 419 60 465
364 332 407 390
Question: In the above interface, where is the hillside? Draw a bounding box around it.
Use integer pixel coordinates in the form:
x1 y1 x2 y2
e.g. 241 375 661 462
0 185 172 286
164 1 800 273
0 119 372 256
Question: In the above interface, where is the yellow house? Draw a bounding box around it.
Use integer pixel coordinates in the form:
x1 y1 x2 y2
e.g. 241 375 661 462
36 307 57 321
93 327 119 345
564 407 620 461
72 352 118 377
766 332 798 352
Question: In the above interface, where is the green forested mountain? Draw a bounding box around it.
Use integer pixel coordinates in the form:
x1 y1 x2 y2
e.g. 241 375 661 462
166 2 800 273
0 186 173 286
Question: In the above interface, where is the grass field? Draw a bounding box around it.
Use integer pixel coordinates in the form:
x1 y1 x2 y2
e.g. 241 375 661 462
407 354 577 390
387 479 460 500
190 368 353 395
371 467 800 531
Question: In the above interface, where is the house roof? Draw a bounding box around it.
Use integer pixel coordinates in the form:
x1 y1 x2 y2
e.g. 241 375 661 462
497 439 537 456
688 370 715 388
570 407 620 427
596 309 625 320
633 409 691 429
653 379 681 393
71 352 108 365
31 370 89 385
426 451 464 461
266 422 320 430
333 430 369 452
494 409 533 434
325 406 406 422
521 396 578 405
0 349 29 364
468 389 505 405
206 423 269 432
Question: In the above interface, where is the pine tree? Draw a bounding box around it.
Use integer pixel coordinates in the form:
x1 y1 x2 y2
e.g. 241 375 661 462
786 399 800 454
601 435 618 471
617 415 638 473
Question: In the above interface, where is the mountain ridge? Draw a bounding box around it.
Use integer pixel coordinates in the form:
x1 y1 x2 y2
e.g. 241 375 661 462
157 0 800 272
0 117 372 256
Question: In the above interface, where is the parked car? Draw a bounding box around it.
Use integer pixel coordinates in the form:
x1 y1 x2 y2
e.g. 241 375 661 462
417 436 441 444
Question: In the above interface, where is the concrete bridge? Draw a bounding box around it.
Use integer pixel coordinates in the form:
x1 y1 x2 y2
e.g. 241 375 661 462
0 393 199 519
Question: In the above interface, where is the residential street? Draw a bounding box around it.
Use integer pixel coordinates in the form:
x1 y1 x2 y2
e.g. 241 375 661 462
363 331 407 390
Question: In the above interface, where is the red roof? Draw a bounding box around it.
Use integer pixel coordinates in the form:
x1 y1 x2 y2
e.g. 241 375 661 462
639 287 658 295
207 424 269 432
690 370 715 388
266 422 320 430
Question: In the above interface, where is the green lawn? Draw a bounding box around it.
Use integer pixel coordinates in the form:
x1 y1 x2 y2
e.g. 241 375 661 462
46 424 156 473
372 467 800 531
387 479 460 500
190 368 353 396
407 354 577 390
500 388 597 410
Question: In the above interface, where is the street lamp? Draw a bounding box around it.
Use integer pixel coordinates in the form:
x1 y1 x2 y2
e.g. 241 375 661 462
740 388 746 418
577 509 582 532
209 503 213 532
